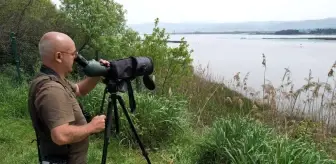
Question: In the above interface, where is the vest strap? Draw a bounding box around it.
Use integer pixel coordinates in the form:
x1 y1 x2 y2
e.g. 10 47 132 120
29 71 70 163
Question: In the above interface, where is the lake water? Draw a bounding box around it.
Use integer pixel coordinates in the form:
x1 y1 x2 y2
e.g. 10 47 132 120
166 34 336 123
168 34 336 94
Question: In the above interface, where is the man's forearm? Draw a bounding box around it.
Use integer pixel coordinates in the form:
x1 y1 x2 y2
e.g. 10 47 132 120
65 124 94 143
51 124 93 145
76 76 101 96
58 124 93 145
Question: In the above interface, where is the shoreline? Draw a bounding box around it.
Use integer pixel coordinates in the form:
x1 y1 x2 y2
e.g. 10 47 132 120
165 37 336 43
165 33 336 41
261 37 336 40
169 32 336 34
168 32 336 36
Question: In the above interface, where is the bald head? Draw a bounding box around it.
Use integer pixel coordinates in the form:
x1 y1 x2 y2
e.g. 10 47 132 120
38 31 75 59
38 31 77 78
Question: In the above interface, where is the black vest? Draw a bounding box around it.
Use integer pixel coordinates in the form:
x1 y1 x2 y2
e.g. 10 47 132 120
28 66 70 162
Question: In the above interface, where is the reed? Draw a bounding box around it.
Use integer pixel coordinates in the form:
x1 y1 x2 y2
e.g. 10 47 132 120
165 53 336 159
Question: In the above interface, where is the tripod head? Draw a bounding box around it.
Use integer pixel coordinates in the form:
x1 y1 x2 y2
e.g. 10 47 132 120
102 77 137 113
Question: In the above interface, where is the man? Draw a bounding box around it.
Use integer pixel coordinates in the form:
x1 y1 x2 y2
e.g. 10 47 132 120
28 31 108 164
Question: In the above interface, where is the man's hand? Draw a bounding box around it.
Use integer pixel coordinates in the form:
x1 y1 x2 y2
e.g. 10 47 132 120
75 59 109 97
87 115 106 133
99 59 110 67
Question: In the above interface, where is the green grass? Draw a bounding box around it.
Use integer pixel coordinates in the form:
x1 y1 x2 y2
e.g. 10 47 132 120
0 118 38 163
0 117 189 164
1 66 336 163
1 114 334 164
187 115 334 164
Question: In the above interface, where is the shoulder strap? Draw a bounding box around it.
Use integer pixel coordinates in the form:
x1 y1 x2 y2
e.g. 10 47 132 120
29 73 73 163
29 74 54 164
49 75 77 98
29 73 54 131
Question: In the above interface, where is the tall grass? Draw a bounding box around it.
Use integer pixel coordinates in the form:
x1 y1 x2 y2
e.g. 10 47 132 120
163 53 336 159
177 54 336 137
108 93 192 149
175 63 255 127
248 55 336 138
186 115 334 164
0 65 30 118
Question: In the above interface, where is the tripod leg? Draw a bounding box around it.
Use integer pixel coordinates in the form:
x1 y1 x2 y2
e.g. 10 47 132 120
99 87 108 114
112 94 120 134
101 94 114 164
116 95 152 164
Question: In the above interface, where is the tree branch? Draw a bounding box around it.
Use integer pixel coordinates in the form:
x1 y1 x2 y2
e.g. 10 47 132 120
16 0 34 36
78 35 90 52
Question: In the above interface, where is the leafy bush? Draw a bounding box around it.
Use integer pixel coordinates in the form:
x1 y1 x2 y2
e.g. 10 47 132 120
188 115 335 164
115 93 192 149
135 18 194 95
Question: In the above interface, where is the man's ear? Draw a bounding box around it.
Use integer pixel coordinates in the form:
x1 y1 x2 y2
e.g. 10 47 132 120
55 52 63 63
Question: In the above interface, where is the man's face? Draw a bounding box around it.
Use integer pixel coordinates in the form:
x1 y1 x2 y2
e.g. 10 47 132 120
55 42 78 76
62 49 77 74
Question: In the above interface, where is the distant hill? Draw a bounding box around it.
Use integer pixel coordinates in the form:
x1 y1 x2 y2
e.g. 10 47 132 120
129 17 336 34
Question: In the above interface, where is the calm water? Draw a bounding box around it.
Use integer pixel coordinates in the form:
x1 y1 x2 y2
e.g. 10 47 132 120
169 34 336 93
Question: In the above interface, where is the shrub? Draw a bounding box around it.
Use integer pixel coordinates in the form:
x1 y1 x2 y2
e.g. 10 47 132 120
116 93 192 149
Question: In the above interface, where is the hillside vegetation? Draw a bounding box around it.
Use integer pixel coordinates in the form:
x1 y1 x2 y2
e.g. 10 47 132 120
1 0 336 163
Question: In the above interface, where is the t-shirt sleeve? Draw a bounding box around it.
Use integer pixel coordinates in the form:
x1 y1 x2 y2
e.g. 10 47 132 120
35 81 75 130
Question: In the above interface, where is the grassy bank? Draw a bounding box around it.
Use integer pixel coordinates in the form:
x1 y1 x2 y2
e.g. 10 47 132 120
1 62 336 164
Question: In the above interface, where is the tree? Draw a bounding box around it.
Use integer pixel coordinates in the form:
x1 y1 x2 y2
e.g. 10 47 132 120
0 0 74 74
135 18 194 93
59 0 131 59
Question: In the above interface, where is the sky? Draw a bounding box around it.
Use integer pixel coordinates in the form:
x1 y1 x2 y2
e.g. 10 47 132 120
51 0 336 24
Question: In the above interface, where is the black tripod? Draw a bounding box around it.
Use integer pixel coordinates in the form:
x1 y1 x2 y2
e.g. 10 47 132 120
99 79 151 164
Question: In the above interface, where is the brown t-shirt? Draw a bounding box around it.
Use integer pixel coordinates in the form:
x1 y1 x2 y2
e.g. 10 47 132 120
32 75 89 164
